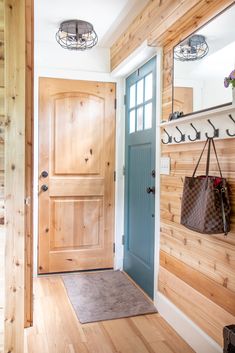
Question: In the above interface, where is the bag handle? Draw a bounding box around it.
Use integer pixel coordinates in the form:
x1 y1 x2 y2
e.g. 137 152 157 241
211 138 222 178
192 138 208 177
192 137 223 178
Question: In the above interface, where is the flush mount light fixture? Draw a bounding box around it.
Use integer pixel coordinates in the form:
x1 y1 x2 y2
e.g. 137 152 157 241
174 34 209 61
56 19 98 50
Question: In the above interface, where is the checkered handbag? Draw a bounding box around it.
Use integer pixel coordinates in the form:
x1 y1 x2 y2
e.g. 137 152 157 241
180 138 231 235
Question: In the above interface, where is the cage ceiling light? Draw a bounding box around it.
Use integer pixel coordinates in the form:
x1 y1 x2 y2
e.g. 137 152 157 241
56 19 98 51
174 34 209 61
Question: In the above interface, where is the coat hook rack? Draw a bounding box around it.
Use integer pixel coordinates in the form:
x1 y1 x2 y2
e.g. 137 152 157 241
161 128 172 144
188 123 201 141
205 119 219 138
226 114 235 137
174 126 185 143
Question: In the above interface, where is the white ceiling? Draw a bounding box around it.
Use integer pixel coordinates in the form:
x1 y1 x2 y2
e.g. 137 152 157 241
35 0 149 48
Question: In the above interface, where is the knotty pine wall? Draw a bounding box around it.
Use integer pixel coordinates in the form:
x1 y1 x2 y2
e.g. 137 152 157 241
111 0 235 347
160 7 235 348
0 0 4 224
159 139 235 346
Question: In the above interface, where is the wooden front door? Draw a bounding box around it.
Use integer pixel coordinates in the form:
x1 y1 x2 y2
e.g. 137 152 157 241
38 78 116 274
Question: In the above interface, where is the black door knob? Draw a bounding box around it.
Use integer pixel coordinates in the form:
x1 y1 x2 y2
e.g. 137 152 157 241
41 171 48 178
146 186 155 194
41 184 48 192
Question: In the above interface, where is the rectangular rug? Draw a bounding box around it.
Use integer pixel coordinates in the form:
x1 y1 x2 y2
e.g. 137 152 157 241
62 270 157 323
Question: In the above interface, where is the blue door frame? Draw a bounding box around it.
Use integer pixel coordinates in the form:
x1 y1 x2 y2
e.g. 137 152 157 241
124 57 156 298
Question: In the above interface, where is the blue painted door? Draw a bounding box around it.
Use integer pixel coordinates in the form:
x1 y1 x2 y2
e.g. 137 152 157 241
124 57 156 298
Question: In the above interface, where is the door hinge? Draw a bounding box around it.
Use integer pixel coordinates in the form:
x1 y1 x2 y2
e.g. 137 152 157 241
113 242 116 253
122 235 125 245
114 171 116 182
114 98 117 110
122 165 125 176
124 94 126 105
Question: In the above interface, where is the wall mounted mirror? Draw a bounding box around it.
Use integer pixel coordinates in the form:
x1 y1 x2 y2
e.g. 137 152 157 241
173 4 235 116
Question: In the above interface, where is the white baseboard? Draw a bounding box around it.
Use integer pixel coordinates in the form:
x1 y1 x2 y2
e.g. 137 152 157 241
155 292 222 353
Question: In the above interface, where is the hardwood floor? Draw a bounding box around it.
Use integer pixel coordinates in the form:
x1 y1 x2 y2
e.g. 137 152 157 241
25 276 195 353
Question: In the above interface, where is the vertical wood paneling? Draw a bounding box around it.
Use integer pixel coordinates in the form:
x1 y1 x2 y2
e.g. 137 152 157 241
5 0 26 348
0 0 4 224
4 0 33 350
25 0 34 328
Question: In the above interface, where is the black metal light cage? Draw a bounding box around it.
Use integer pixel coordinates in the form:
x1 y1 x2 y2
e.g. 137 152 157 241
56 19 98 50
174 34 209 61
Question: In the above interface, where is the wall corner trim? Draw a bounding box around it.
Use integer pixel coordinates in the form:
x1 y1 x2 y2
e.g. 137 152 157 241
155 292 222 353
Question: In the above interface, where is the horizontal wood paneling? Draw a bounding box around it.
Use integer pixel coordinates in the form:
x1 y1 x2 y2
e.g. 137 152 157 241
110 0 234 71
160 138 235 346
112 0 235 347
111 0 199 70
159 267 235 346
148 0 234 48
160 250 235 316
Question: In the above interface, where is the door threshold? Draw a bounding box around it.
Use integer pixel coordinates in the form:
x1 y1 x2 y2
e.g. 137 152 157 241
37 267 114 277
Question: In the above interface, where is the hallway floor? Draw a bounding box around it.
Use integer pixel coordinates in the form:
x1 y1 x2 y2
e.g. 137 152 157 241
25 276 195 353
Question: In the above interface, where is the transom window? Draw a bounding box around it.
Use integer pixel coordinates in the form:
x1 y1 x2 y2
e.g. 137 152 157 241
128 72 153 134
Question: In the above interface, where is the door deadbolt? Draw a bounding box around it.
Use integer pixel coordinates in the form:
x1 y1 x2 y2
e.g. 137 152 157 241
41 170 48 178
41 184 48 192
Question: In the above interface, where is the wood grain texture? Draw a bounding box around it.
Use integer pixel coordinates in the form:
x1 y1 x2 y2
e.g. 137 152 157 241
159 267 235 346
110 0 234 71
160 138 235 346
148 0 234 48
0 227 5 352
4 0 27 351
0 0 4 224
25 0 34 328
160 250 235 316
25 276 195 353
38 78 116 274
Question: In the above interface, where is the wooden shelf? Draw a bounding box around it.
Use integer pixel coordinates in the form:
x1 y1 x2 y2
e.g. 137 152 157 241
159 104 235 127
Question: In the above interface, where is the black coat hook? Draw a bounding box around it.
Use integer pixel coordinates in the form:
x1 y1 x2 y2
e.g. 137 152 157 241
161 129 172 144
205 119 219 138
188 123 201 141
174 126 185 143
226 114 235 137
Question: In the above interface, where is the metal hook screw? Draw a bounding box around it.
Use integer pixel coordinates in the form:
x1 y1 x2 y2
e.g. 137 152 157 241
205 119 219 138
161 128 172 144
174 126 185 143
226 114 235 137
188 123 201 141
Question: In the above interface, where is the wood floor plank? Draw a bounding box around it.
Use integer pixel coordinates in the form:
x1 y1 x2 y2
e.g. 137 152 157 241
82 323 117 353
25 276 195 353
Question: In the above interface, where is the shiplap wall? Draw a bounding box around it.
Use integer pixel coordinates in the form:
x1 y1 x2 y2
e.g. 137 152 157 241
111 0 235 347
158 4 235 347
160 139 235 346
